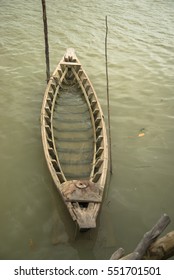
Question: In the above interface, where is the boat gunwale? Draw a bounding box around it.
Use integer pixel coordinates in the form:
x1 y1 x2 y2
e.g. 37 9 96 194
41 48 108 229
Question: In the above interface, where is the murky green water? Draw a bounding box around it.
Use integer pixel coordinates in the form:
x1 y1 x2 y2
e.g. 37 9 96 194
0 0 174 260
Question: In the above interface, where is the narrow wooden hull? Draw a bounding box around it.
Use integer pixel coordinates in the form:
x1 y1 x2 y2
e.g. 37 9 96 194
41 49 108 230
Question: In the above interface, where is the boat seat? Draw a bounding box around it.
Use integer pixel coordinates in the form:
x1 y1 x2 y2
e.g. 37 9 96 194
60 62 81 66
60 180 102 203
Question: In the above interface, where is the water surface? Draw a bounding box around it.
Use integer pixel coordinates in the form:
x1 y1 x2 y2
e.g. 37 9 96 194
0 0 174 259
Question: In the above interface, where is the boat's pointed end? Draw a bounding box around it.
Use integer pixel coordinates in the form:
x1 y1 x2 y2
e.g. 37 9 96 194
78 219 96 232
75 208 97 231
64 48 76 62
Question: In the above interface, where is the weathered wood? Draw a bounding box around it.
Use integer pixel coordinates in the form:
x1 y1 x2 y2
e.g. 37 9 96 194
72 202 97 230
144 230 174 260
121 252 140 260
60 62 81 66
41 49 108 230
105 16 112 174
110 214 172 260
41 0 50 83
110 248 125 260
124 214 171 260
60 180 102 203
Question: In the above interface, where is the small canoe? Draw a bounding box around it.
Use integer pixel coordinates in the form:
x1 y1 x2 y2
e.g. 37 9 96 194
41 48 108 230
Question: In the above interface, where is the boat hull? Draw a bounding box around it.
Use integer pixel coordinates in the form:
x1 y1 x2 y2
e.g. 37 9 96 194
41 48 108 230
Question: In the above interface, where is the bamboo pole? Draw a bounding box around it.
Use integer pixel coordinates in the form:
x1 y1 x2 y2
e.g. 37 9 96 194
105 16 112 174
41 0 50 83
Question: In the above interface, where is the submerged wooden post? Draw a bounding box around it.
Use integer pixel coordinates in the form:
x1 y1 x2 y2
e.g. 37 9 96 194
110 248 125 260
41 0 50 83
105 16 112 174
145 230 174 260
110 214 172 260
130 213 171 260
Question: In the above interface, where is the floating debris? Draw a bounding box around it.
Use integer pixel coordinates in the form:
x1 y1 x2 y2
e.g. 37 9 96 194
138 128 145 137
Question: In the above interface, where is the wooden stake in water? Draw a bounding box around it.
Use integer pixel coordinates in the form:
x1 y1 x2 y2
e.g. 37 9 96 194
41 0 50 83
105 16 112 174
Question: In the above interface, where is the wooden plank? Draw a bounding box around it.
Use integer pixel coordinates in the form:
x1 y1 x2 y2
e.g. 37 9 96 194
44 116 51 126
145 230 174 260
92 172 102 183
60 62 81 66
110 248 125 260
96 147 104 157
56 172 65 184
48 90 54 99
95 117 101 126
122 214 171 260
46 98 52 109
96 135 103 145
60 180 102 203
95 159 103 169
65 197 102 203
45 106 51 117
45 125 52 138
91 100 97 109
51 82 56 91
53 76 59 85
46 135 53 148
87 91 93 100
72 202 97 229
96 126 102 136
93 108 99 116
132 214 171 259
48 147 57 160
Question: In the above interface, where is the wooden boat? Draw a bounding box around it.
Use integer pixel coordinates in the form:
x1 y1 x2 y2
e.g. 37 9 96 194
41 48 108 230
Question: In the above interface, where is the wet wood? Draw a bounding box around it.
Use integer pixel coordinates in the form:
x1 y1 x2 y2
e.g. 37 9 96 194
110 214 173 260
110 248 125 260
41 0 50 82
105 15 112 174
144 230 174 260
41 48 108 230
133 214 170 259
72 202 98 230
125 214 171 260
60 180 102 203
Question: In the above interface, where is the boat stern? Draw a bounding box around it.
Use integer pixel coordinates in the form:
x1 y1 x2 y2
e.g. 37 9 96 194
60 180 102 230
73 202 98 231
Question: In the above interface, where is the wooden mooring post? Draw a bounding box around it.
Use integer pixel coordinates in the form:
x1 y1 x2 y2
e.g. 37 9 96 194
105 16 112 174
110 214 174 260
41 0 50 83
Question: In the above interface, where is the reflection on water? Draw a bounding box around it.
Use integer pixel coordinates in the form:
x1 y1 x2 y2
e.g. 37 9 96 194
0 0 174 259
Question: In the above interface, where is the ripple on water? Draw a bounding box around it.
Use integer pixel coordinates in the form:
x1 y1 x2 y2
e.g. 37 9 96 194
0 0 174 260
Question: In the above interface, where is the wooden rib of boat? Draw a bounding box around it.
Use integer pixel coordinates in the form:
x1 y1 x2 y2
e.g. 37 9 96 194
41 48 108 231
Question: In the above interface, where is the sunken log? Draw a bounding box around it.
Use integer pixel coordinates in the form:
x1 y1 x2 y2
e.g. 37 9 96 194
110 214 172 260
41 0 50 83
110 248 125 260
144 230 174 260
124 214 171 260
